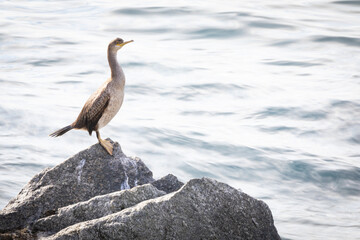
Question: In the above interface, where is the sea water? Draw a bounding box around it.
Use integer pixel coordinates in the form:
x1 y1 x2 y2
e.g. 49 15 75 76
0 1 359 239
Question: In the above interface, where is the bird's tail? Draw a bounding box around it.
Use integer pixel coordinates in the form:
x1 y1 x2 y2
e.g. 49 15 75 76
49 125 73 137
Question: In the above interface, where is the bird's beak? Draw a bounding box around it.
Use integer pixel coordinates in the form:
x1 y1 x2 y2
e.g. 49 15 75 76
119 40 134 47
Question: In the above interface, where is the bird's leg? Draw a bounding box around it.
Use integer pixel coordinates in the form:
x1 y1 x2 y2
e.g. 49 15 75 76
96 130 113 155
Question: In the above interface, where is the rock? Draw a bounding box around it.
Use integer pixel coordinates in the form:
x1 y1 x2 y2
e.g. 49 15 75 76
151 174 184 193
0 228 35 240
0 140 281 239
33 184 166 235
0 140 154 233
46 178 280 240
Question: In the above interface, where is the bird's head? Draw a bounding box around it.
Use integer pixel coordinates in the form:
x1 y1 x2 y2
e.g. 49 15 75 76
109 38 134 52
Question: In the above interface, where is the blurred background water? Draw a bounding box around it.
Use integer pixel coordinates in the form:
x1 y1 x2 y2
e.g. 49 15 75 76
0 0 359 239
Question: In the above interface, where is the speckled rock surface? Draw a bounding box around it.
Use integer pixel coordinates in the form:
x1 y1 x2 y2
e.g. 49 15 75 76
0 141 281 240
151 174 184 194
33 184 165 235
0 140 154 233
46 178 281 240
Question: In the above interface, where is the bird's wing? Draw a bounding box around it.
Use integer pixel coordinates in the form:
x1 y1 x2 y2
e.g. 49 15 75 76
73 87 110 135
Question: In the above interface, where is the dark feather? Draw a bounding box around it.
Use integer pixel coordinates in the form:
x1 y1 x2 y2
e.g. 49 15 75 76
73 90 111 135
87 97 110 135
49 125 73 137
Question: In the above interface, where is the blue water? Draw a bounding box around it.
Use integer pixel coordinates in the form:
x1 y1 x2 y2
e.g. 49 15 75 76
0 1 360 239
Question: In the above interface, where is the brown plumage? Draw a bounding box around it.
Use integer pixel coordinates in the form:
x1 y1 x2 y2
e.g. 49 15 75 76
49 89 110 137
50 38 133 155
74 89 110 136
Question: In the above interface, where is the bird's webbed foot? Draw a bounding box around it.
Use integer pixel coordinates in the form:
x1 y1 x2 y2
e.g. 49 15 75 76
99 138 113 155
96 130 113 155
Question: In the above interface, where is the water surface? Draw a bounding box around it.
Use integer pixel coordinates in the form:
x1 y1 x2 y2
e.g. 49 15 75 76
0 1 359 239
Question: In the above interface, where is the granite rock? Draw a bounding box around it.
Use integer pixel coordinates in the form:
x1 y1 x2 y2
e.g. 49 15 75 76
151 174 184 194
0 140 154 232
0 140 281 240
33 184 165 235
46 178 280 240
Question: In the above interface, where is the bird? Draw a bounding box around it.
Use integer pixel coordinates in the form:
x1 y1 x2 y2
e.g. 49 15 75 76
49 38 133 155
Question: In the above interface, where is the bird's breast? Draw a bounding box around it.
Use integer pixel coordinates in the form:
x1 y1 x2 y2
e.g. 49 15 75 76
97 86 124 129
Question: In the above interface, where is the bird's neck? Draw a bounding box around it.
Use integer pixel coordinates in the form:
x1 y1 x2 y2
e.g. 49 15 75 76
107 48 124 81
